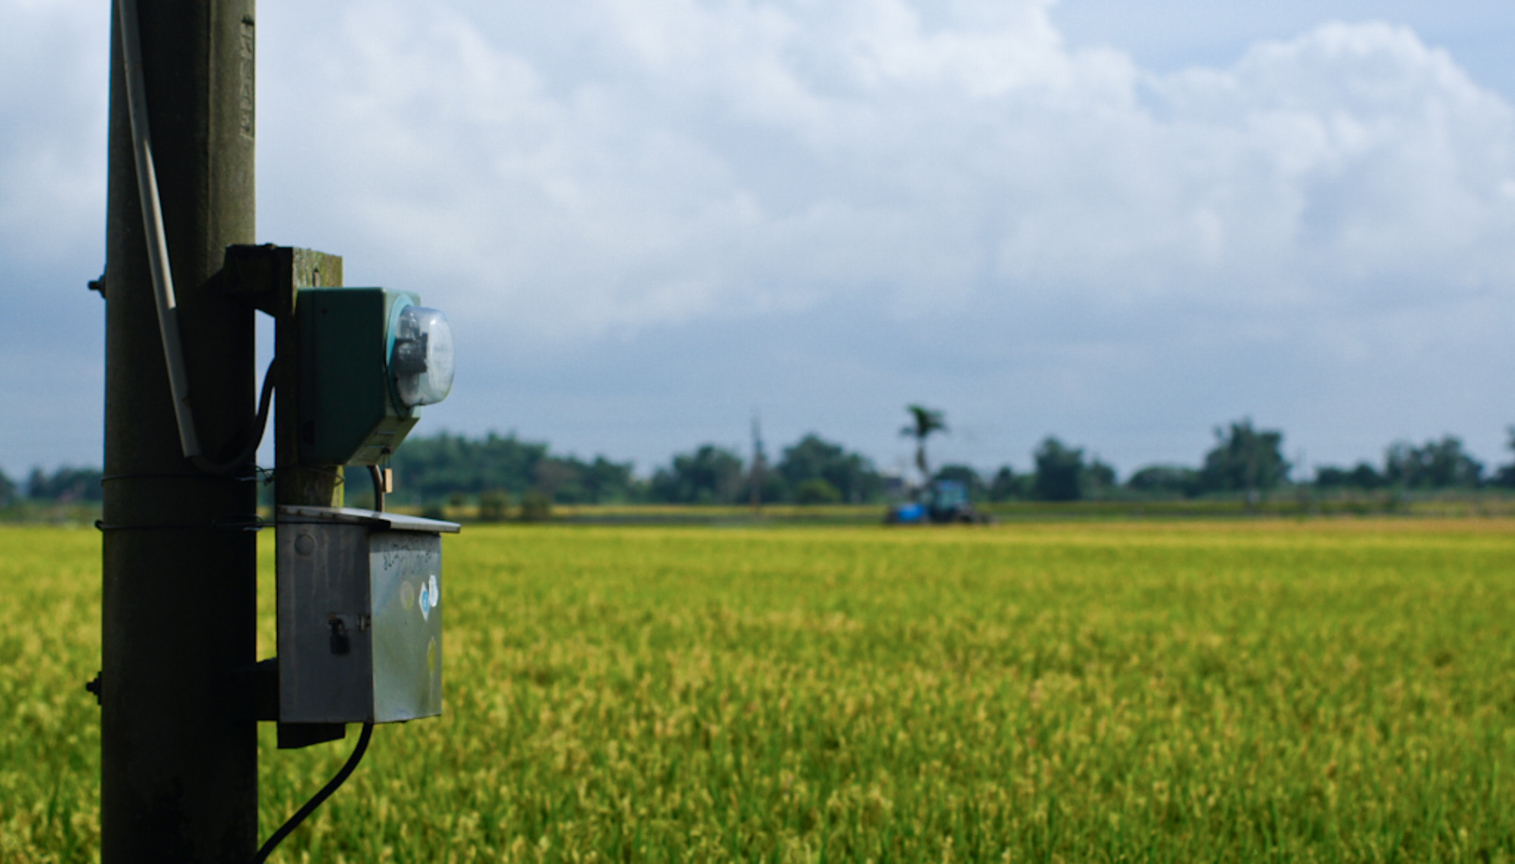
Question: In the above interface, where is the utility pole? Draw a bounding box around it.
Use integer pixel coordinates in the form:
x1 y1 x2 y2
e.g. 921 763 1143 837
101 0 259 859
750 414 765 516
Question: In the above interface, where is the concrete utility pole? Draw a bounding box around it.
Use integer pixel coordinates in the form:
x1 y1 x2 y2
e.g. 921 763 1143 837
102 0 259 859
750 415 765 515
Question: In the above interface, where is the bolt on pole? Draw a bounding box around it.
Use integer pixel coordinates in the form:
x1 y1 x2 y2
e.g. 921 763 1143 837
102 0 259 860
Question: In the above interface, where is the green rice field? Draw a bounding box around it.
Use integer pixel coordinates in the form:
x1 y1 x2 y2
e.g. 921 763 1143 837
4 519 1515 862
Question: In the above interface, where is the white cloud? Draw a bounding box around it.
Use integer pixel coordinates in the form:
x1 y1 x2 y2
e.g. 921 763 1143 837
0 0 106 276
5 0 1515 471
254 1 1515 348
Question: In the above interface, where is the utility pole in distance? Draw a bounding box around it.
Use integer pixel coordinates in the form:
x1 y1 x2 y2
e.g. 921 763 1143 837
750 414 766 516
101 0 258 859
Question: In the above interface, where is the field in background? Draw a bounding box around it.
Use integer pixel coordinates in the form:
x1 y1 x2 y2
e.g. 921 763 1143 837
5 520 1515 861
10 491 1515 528
394 492 1515 526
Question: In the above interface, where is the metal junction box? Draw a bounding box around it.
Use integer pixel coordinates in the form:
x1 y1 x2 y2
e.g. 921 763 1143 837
277 505 461 723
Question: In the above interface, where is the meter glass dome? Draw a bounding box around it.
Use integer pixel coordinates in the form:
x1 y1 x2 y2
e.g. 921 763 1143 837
390 306 454 407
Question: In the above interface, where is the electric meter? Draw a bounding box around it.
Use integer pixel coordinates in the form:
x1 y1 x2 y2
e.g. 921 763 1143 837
296 287 455 465
390 305 454 407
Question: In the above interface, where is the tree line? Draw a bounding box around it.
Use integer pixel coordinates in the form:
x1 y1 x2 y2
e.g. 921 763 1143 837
7 418 1515 508
377 431 887 508
0 466 104 508
381 418 1515 507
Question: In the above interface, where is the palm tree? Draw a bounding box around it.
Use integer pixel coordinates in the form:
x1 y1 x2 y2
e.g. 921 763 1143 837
900 405 947 485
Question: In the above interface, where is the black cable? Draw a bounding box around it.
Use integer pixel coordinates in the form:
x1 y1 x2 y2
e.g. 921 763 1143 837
192 357 279 476
252 380 382 862
252 721 374 864
368 465 386 513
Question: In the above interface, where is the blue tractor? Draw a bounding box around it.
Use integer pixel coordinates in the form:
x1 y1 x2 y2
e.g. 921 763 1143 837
886 480 990 525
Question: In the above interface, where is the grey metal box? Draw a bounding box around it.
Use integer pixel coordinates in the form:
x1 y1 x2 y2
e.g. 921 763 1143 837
277 506 460 723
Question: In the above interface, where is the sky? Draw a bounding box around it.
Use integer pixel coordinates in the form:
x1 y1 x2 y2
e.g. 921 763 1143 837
3 0 1515 481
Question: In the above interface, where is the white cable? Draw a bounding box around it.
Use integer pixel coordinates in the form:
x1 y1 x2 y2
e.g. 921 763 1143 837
117 0 202 459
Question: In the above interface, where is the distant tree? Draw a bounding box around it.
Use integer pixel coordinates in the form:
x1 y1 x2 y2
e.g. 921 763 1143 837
1494 427 1515 489
578 456 639 503
933 464 985 501
1349 462 1386 489
900 405 948 484
651 445 745 504
390 432 639 504
794 478 842 505
1200 419 1289 496
1385 436 1483 489
0 469 15 508
1427 437 1483 488
987 466 1027 502
1083 458 1118 500
1126 465 1201 498
1314 467 1349 488
740 472 790 507
1315 462 1385 490
518 490 553 521
476 489 510 522
391 432 547 502
1033 437 1085 502
776 434 884 504
533 458 581 502
26 466 104 502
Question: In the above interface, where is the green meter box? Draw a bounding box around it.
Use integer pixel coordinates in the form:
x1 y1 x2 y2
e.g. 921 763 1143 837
297 287 419 465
